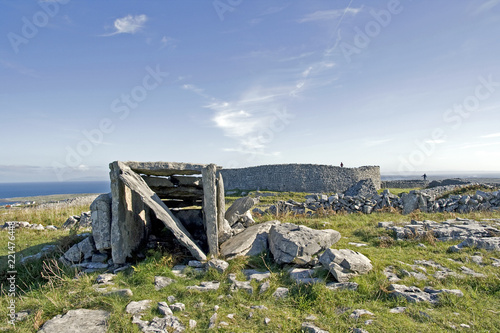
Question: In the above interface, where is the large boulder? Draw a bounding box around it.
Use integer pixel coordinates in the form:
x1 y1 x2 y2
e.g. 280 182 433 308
268 223 341 265
344 179 377 198
220 221 280 259
91 193 112 251
319 249 372 282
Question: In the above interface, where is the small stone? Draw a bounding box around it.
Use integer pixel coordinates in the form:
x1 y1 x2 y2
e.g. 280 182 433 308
348 242 368 247
250 305 268 310
169 303 185 312
460 324 470 328
213 305 219 312
104 289 133 297
208 313 218 329
364 319 373 325
259 280 271 294
189 319 197 328
460 266 486 278
264 317 271 325
353 329 369 333
186 281 220 291
301 322 329 333
305 315 317 321
389 307 406 314
272 287 289 299
227 313 235 319
219 321 229 327
154 276 176 290
469 255 483 265
125 300 152 315
188 260 205 268
206 259 229 273
167 295 176 303
325 282 359 291
417 243 427 248
349 309 374 319
158 302 173 316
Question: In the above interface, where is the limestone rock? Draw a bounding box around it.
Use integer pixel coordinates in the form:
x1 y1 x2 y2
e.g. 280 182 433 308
220 220 280 258
38 309 110 333
206 259 229 273
154 276 176 290
62 215 80 229
225 196 257 226
325 282 359 291
79 211 92 228
269 223 341 265
186 281 220 292
90 193 112 251
126 300 152 315
344 179 377 198
228 274 253 294
320 249 372 282
387 284 463 304
272 287 289 299
243 269 271 281
301 322 330 333
158 302 173 316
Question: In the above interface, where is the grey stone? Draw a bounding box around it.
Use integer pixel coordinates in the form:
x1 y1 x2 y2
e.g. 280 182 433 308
264 317 271 325
79 211 92 228
460 266 486 278
289 268 321 284
77 236 96 260
225 196 257 226
104 289 133 297
243 269 271 281
269 223 341 265
349 309 374 319
96 273 116 284
188 260 205 268
64 243 83 263
389 307 406 314
272 287 289 299
167 296 176 303
186 281 220 291
135 315 185 333
206 259 229 273
320 249 373 277
202 164 218 256
158 302 173 316
353 329 369 333
220 220 280 258
250 305 268 310
301 322 330 333
169 303 185 312
383 266 401 282
469 255 483 265
46 225 58 230
62 215 80 229
228 274 253 294
155 276 176 290
126 300 152 315
344 179 378 197
259 280 271 294
208 313 218 329
189 319 197 328
90 193 112 251
92 253 108 263
38 309 110 333
325 282 359 291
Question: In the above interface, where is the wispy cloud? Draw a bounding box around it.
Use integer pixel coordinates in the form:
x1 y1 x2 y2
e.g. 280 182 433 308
461 142 500 149
261 5 289 16
298 7 362 23
0 59 39 78
473 0 500 15
104 14 148 36
425 139 446 144
160 36 176 49
365 138 393 147
480 132 500 138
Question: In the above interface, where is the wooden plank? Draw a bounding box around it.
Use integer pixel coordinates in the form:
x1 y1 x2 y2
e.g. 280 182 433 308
116 161 207 261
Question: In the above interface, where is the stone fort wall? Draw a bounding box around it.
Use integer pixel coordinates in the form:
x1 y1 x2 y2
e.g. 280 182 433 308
220 164 380 193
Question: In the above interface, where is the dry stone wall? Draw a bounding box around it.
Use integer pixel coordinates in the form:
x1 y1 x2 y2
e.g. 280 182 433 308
220 164 380 193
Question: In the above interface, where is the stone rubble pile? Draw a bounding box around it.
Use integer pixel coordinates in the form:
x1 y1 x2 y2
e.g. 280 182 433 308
263 184 500 216
379 218 500 252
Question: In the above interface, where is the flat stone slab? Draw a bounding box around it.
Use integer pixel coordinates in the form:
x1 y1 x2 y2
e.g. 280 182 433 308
186 281 220 292
387 284 463 304
38 309 110 333
125 161 220 176
220 221 280 258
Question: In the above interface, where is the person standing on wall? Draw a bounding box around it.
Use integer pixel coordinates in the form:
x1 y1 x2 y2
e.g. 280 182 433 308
422 173 427 181
340 162 344 167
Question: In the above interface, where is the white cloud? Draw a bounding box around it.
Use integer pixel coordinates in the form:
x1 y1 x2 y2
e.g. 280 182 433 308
298 7 362 23
366 138 393 147
473 0 500 14
425 139 446 144
105 14 148 36
480 132 500 138
160 36 176 49
461 142 500 149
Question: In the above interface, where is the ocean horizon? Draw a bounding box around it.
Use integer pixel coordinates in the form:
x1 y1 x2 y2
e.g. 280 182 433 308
0 181 110 201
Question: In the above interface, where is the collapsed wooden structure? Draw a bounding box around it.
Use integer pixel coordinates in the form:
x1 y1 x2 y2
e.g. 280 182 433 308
109 161 225 264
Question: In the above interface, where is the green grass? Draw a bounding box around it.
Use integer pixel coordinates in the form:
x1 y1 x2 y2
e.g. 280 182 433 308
1 196 500 332
377 188 422 196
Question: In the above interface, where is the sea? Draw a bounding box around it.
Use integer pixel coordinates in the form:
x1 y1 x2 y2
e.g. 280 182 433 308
0 181 110 205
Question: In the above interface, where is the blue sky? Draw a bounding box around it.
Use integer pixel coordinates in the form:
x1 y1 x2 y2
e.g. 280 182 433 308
1 0 500 182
